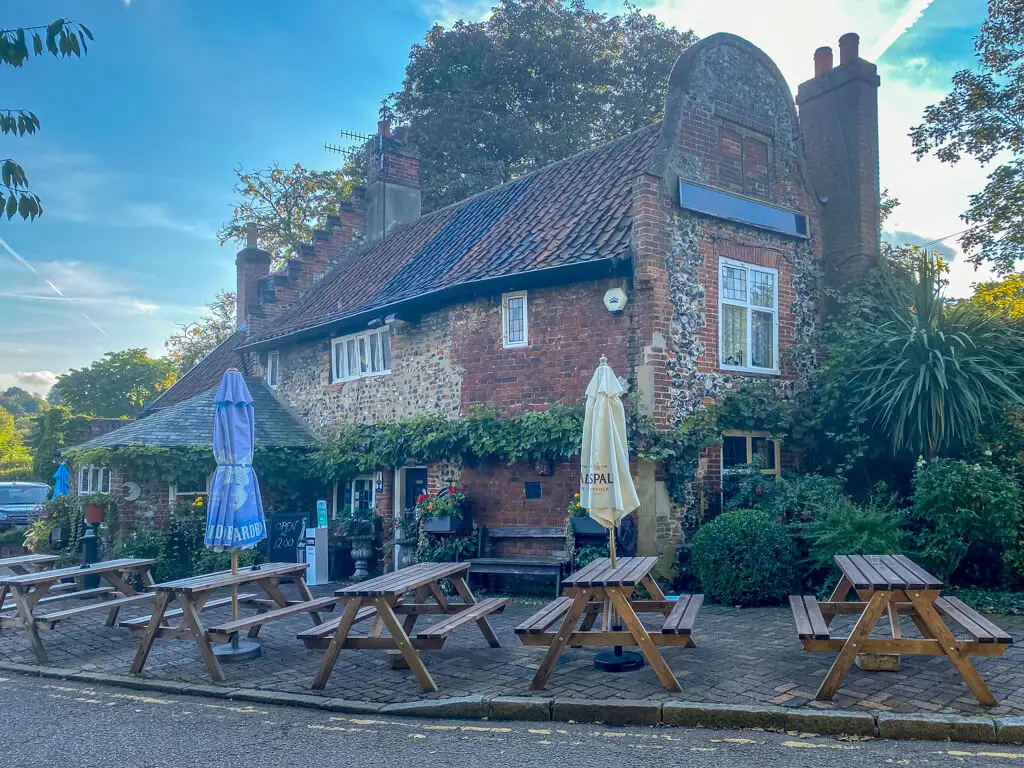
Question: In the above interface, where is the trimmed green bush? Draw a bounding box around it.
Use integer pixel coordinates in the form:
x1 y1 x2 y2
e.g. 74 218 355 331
803 498 907 582
691 509 797 606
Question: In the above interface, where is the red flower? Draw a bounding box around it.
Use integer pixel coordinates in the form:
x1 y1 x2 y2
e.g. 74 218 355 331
755 487 763 495
775 516 783 524
416 493 428 504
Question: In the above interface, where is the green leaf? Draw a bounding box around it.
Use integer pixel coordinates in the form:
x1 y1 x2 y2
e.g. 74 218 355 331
32 33 42 56
6 193 17 219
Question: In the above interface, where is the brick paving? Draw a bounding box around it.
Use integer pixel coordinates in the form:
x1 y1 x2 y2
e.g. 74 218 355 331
4 586 1024 716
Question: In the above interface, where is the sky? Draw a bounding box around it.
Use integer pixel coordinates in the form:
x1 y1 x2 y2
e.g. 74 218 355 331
0 0 996 395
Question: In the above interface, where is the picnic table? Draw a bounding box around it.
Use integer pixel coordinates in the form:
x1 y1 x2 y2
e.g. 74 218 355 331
308 561 508 693
0 554 58 575
128 561 329 682
516 556 703 692
791 554 1013 706
0 557 157 663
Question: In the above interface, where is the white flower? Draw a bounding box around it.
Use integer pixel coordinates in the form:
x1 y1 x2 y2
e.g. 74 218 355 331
985 450 993 457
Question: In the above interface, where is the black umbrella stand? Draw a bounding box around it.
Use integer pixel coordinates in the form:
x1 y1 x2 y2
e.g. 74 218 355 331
593 528 644 672
213 551 262 662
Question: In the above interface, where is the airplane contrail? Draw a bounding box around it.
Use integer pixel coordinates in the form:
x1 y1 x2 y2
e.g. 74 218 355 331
80 312 109 338
868 0 937 61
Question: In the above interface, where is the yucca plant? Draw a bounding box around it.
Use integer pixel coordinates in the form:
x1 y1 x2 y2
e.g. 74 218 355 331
845 251 1024 459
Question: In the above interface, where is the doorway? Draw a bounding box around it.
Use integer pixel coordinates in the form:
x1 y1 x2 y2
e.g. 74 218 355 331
394 467 428 570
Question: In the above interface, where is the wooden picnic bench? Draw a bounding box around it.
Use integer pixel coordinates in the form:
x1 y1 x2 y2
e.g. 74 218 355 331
469 526 568 597
129 561 328 682
0 557 156 663
516 556 702 691
791 554 1013 706
310 561 507 693
0 554 58 575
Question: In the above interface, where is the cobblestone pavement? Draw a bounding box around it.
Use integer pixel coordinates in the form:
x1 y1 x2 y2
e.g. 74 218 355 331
4 585 1024 716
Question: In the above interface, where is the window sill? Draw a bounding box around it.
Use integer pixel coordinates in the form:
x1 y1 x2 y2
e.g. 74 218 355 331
330 371 392 385
719 365 780 377
502 341 529 350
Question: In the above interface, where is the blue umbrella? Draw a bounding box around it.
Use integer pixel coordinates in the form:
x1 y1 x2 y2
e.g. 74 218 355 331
206 370 266 659
52 463 70 499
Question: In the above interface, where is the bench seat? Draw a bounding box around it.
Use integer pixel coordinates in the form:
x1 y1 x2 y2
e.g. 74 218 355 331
661 593 703 635
119 593 260 628
514 597 573 635
790 595 831 640
415 598 508 639
470 526 568 597
209 596 340 636
36 592 154 625
936 596 1013 645
297 604 378 647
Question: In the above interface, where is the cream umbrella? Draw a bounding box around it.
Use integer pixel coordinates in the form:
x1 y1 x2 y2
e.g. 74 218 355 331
580 356 640 567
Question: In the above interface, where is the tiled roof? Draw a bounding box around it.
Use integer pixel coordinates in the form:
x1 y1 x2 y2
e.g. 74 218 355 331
145 328 250 411
252 124 661 344
72 381 314 450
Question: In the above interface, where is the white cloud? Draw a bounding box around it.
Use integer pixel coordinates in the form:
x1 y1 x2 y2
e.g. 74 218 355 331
12 371 58 395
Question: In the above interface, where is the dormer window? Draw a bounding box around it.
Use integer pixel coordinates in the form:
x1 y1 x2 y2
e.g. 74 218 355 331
331 326 392 383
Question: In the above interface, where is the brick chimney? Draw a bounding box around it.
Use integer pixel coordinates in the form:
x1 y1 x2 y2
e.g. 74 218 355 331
796 33 881 286
235 222 272 330
365 116 421 242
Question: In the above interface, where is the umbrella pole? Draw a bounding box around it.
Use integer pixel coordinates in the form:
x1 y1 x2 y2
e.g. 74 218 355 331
231 551 239 650
608 528 617 568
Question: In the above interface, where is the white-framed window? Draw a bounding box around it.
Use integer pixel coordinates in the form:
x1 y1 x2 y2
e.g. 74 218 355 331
77 466 110 495
169 473 210 504
502 291 528 348
721 430 781 478
351 477 376 515
266 351 279 389
331 326 391 383
719 258 778 373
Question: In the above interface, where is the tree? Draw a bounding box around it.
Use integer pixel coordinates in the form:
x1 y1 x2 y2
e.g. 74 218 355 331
164 290 236 373
968 272 1024 320
218 163 351 265
55 349 178 418
910 0 1024 273
841 250 1024 459
0 386 47 417
0 406 31 480
393 0 696 210
1 19 93 221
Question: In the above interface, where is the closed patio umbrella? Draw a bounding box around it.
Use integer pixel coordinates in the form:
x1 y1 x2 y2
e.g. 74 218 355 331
206 369 267 660
580 356 640 567
52 463 70 498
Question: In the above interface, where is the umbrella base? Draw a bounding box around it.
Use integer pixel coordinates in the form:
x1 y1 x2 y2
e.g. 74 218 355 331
213 639 262 662
594 649 644 672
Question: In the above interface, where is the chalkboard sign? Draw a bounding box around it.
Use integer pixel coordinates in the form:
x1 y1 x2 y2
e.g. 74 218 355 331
267 513 307 562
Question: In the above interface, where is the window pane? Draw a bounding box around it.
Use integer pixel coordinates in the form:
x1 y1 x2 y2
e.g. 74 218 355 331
721 304 747 367
751 310 774 368
722 436 747 468
268 354 278 386
352 478 373 514
722 265 747 301
79 468 89 493
100 469 110 494
506 296 525 343
369 333 380 373
346 339 357 379
358 337 368 374
750 270 775 308
382 331 391 370
751 437 777 470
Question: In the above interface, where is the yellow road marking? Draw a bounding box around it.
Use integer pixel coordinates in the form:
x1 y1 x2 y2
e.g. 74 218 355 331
197 703 269 715
783 740 863 751
0 677 9 683
458 725 511 733
528 728 551 735
691 747 716 753
940 750 1024 759
408 733 426 739
712 737 756 744
422 725 459 731
110 693 172 705
308 724 372 733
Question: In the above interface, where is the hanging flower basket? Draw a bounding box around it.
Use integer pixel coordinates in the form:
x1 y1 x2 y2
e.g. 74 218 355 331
83 503 105 526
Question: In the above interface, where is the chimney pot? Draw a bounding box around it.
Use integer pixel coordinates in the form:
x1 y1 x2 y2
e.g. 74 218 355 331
245 222 257 249
377 118 391 138
839 32 859 65
814 46 834 77
394 125 410 145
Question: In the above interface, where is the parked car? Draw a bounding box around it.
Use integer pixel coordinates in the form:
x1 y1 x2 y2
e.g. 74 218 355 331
0 482 50 528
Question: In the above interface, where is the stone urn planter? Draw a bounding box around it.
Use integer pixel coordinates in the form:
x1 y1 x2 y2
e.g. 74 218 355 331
422 516 457 534
349 534 374 581
395 537 418 569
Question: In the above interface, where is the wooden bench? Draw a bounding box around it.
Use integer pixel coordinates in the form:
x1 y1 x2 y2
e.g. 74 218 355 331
936 596 1014 645
207 595 341 641
469 526 568 597
36 592 155 629
120 593 260 630
515 596 573 635
1 586 116 614
416 597 508 639
790 595 832 640
297 604 378 649
661 593 704 635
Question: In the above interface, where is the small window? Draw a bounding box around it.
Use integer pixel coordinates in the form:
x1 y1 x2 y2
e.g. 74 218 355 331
170 472 208 504
77 466 110 495
331 326 392 383
351 477 375 514
720 431 781 478
502 291 528 348
719 258 779 374
266 351 279 389
524 482 542 500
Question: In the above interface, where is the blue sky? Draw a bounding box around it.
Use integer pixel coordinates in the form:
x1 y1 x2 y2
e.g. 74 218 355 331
0 0 992 394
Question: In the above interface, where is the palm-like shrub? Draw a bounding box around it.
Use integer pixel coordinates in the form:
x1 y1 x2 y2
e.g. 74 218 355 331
845 252 1024 459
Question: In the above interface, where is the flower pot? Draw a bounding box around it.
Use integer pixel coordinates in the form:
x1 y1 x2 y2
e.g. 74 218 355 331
423 516 457 534
570 516 606 537
349 534 374 581
83 503 105 526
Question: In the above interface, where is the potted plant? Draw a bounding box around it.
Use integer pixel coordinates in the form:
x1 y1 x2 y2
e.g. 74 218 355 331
81 493 107 526
567 492 605 536
415 486 468 534
343 506 376 580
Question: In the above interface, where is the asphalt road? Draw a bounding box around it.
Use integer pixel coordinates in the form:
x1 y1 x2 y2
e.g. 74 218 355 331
0 674 1018 767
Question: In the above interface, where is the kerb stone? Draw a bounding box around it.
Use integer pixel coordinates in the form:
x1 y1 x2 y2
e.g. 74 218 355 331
552 698 661 726
877 712 996 742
